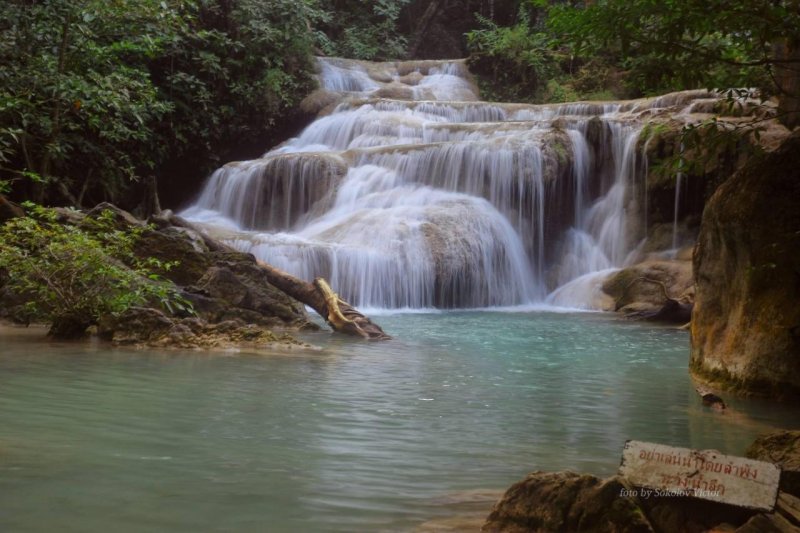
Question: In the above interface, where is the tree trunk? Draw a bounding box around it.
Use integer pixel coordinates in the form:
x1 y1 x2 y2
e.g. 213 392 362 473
141 175 162 219
39 15 72 192
0 195 24 222
255 260 391 340
773 38 800 129
407 1 442 58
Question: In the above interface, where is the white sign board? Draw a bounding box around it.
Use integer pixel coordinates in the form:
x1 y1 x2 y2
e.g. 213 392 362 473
619 440 781 511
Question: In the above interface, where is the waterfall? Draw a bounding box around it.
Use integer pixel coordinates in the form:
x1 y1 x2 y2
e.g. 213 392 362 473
546 123 644 308
672 142 686 250
182 57 716 310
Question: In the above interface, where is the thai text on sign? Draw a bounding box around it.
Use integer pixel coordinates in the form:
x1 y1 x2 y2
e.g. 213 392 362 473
619 440 781 511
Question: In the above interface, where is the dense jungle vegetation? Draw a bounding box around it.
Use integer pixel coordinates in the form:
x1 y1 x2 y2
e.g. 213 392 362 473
1 0 798 211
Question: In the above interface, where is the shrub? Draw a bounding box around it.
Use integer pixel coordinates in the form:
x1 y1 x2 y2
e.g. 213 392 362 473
0 205 189 338
466 9 561 103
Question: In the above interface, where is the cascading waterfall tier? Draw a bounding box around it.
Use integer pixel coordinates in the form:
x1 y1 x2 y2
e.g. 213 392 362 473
183 56 724 310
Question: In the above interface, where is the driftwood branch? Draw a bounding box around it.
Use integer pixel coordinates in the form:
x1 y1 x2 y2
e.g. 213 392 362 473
256 260 391 340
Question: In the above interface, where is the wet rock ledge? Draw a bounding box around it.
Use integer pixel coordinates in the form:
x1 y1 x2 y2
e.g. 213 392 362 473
482 430 800 532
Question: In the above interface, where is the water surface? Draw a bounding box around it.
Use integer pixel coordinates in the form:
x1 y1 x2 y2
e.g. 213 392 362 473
1 312 798 532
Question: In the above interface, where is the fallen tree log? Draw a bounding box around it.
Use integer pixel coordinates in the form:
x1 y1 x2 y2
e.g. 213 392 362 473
158 212 390 340
256 260 391 340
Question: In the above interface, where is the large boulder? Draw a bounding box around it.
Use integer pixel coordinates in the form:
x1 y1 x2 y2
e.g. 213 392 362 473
601 258 693 322
188 262 308 326
133 223 216 286
690 132 800 398
0 203 315 338
85 205 313 330
419 197 533 308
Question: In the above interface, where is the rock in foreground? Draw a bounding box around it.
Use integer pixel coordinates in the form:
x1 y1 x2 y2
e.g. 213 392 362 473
482 469 787 532
747 431 800 498
482 472 652 533
481 366 800 533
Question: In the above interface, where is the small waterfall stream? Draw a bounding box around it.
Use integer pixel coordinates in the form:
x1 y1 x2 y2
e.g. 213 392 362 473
183 57 716 310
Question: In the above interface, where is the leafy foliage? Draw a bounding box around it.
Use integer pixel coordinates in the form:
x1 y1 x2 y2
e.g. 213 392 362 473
546 0 796 96
0 0 181 203
151 0 323 171
316 0 411 60
0 205 189 337
467 8 563 102
467 0 800 109
0 0 322 207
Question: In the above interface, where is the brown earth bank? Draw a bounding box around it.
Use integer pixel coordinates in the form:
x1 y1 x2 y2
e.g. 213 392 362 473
481 430 800 533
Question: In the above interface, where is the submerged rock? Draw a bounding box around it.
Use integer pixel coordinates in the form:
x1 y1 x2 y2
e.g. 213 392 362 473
691 131 800 399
